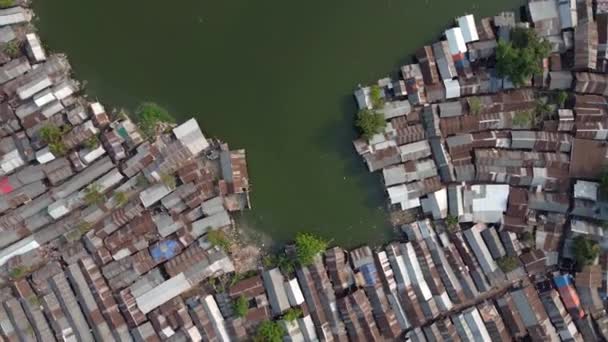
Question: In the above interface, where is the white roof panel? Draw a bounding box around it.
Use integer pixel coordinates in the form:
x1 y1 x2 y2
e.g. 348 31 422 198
445 27 467 55
457 15 479 43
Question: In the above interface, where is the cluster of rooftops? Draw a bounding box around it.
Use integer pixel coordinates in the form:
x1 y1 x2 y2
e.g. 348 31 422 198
0 3 266 342
346 0 608 341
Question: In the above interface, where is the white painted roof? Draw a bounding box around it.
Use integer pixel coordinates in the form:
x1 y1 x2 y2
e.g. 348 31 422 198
457 15 479 43
285 278 305 306
0 236 39 266
136 273 191 314
35 146 55 164
90 102 105 115
444 79 461 99
445 27 467 55
33 88 56 107
26 33 46 62
173 118 209 155
574 180 598 201
81 145 106 165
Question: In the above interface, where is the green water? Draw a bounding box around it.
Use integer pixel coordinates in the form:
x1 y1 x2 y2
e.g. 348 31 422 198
32 0 524 247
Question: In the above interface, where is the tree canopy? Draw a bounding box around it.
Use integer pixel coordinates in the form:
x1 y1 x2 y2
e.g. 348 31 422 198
135 102 175 138
84 184 104 206
497 256 520 273
233 295 249 318
283 308 303 322
295 232 327 266
369 85 384 109
40 124 69 156
254 320 285 342
572 236 600 266
356 109 386 140
496 28 551 86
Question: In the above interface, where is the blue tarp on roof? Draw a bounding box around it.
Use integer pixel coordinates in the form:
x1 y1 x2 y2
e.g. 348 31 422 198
360 263 377 286
150 239 180 263
554 274 572 288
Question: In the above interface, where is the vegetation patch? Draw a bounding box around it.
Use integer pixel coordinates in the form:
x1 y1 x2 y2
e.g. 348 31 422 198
135 102 175 138
255 320 285 342
9 265 28 279
207 229 232 251
0 0 14 8
3 39 20 58
572 236 600 267
84 184 104 206
84 135 99 149
369 85 384 109
496 27 551 86
233 295 249 318
295 232 327 266
113 191 129 207
468 97 482 115
356 109 386 140
40 124 70 156
283 307 302 322
497 256 520 273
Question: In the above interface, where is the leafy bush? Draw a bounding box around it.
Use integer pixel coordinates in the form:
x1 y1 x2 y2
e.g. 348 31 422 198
468 97 482 115
233 295 249 318
283 308 302 322
40 124 69 156
207 229 231 251
84 184 104 206
84 135 99 149
556 90 568 108
572 236 600 266
496 27 551 86
113 191 129 207
497 256 519 272
135 102 175 138
356 109 386 140
295 232 327 266
369 85 384 109
254 321 285 342
3 40 19 57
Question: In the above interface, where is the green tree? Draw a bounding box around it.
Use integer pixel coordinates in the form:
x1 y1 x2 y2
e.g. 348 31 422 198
468 97 482 115
369 85 384 109
254 321 285 342
497 256 520 272
283 308 302 322
84 184 104 206
445 215 459 232
40 124 69 156
207 229 231 251
84 135 99 149
556 90 568 108
496 27 551 86
356 109 386 140
9 265 27 279
233 295 249 318
295 232 327 266
135 102 175 138
572 236 600 266
3 40 19 58
113 191 129 207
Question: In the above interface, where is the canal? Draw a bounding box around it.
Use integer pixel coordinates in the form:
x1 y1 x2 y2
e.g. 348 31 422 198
32 0 524 247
